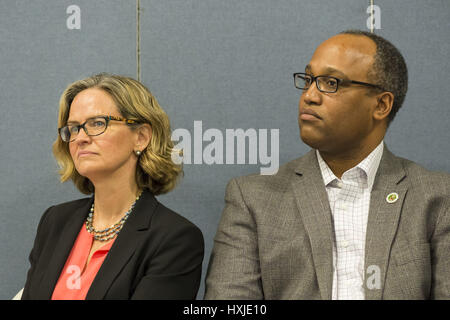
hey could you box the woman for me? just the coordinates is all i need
[22,73,204,300]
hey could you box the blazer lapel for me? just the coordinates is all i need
[39,196,93,299]
[290,150,334,300]
[86,189,158,300]
[364,147,407,299]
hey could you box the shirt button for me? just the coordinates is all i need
[342,240,349,248]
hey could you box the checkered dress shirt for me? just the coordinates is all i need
[316,141,384,300]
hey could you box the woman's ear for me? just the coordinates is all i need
[373,91,394,121]
[135,123,152,152]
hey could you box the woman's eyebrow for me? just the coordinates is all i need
[66,115,105,124]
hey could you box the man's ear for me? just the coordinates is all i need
[135,123,152,152]
[373,91,394,121]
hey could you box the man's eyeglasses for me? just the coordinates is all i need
[58,115,140,142]
[293,72,385,93]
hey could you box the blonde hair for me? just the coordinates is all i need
[53,73,182,195]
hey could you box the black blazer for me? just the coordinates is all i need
[22,189,204,300]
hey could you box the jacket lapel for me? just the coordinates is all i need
[290,150,334,300]
[86,189,158,299]
[364,147,407,299]
[39,196,93,299]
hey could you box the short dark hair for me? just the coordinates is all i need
[340,30,408,124]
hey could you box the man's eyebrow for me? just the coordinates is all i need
[304,65,348,78]
[322,67,347,78]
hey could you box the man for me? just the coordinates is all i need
[205,30,450,299]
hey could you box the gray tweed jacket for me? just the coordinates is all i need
[205,146,450,299]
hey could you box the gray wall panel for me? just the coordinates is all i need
[0,0,136,299]
[374,0,450,172]
[141,0,450,299]
[0,0,448,299]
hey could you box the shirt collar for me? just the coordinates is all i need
[316,141,384,190]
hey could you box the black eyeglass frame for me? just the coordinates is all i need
[58,115,140,142]
[293,72,386,93]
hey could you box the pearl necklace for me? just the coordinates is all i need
[86,192,142,242]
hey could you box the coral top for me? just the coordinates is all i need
[51,223,115,300]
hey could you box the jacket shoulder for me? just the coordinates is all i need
[398,157,450,192]
[42,197,91,223]
[151,201,204,239]
[231,156,304,191]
